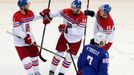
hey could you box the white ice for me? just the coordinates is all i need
[0,0,134,75]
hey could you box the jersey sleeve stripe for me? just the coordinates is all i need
[60,12,86,28]
[78,23,86,28]
[13,16,34,27]
[21,16,34,23]
[60,12,78,24]
[13,22,21,27]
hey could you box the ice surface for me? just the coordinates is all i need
[0,0,134,75]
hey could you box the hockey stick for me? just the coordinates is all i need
[87,0,90,10]
[70,54,78,74]
[69,0,91,74]
[65,40,78,73]
[70,0,90,74]
[39,0,52,62]
[83,0,90,47]
[6,31,66,59]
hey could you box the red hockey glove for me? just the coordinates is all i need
[40,8,52,25]
[40,9,50,17]
[58,24,66,32]
[24,34,32,45]
[58,24,72,33]
[77,70,82,75]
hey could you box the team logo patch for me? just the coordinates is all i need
[103,58,109,63]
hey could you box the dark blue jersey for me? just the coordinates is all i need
[77,44,109,75]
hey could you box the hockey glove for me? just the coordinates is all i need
[24,34,32,45]
[58,24,72,33]
[84,10,95,17]
[40,8,52,25]
[58,24,66,32]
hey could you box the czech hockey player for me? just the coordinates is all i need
[40,0,87,75]
[85,4,115,51]
[12,0,52,75]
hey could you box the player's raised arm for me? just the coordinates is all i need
[12,0,42,75]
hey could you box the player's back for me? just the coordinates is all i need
[77,44,109,75]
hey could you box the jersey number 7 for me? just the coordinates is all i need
[87,55,93,65]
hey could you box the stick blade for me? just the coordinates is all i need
[39,54,47,62]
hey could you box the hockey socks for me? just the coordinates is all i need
[59,52,72,74]
[59,59,71,74]
[50,56,61,72]
[22,57,34,75]
[62,59,71,68]
[50,51,64,74]
[31,57,40,74]
[22,57,41,75]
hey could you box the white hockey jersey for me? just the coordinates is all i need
[12,10,42,46]
[50,8,87,43]
[94,10,115,43]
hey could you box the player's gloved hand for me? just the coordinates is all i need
[84,10,95,17]
[58,24,72,33]
[65,23,72,33]
[40,8,52,25]
[24,34,32,45]
[58,24,66,32]
[77,70,82,75]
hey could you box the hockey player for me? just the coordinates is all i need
[40,0,87,75]
[12,0,52,75]
[85,4,115,51]
[77,32,109,75]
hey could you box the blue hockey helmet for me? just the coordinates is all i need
[18,0,28,8]
[71,0,82,9]
[101,4,111,13]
